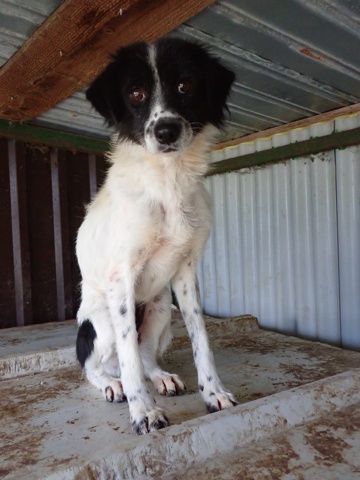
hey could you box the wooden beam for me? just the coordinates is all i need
[208,126,360,176]
[0,0,215,122]
[215,102,360,151]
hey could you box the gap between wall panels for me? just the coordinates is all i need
[0,139,108,328]
[198,115,360,350]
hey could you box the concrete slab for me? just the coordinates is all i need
[169,399,360,480]
[1,314,360,479]
[0,320,77,379]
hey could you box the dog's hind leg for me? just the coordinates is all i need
[76,310,125,403]
[138,288,186,396]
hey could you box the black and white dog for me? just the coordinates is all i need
[76,38,236,435]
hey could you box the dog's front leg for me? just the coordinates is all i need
[172,261,237,413]
[107,275,169,434]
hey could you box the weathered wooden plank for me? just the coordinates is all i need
[13,142,33,325]
[0,140,16,328]
[8,141,33,326]
[25,147,58,323]
[65,151,91,313]
[0,0,215,121]
[51,149,66,322]
[58,150,74,320]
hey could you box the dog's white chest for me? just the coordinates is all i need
[134,200,195,300]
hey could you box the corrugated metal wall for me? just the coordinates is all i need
[198,143,360,350]
[0,138,107,328]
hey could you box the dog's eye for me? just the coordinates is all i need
[130,87,146,102]
[178,80,191,94]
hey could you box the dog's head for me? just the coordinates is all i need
[86,38,235,154]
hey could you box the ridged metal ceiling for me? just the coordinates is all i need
[0,0,62,66]
[0,0,360,141]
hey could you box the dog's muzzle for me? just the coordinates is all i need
[145,114,192,154]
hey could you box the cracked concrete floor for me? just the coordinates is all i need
[1,313,360,479]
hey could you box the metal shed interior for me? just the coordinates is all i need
[0,0,359,344]
[0,1,360,478]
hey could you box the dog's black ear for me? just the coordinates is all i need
[206,57,235,126]
[86,62,125,127]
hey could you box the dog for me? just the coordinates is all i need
[76,38,236,435]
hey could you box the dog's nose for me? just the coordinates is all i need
[154,120,182,145]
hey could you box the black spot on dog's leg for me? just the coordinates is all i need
[199,384,204,392]
[183,284,187,296]
[120,303,127,316]
[76,319,96,368]
[122,325,131,340]
[207,376,213,382]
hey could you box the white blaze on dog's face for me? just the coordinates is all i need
[86,38,235,154]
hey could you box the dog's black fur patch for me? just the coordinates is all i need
[86,38,234,145]
[76,319,97,368]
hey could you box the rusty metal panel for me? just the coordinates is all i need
[9,141,32,326]
[0,139,16,328]
[25,146,58,323]
[51,149,66,322]
[0,139,103,328]
[64,150,91,314]
[57,149,74,321]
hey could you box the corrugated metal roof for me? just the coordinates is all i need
[1,0,360,140]
[0,0,62,67]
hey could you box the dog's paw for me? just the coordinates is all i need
[152,372,186,396]
[205,391,238,413]
[104,380,125,403]
[131,408,169,435]
[199,381,237,413]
